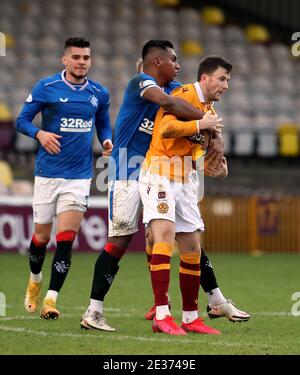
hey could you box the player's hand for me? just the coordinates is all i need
[205,132,224,164]
[218,156,228,178]
[102,139,113,158]
[204,152,227,178]
[198,111,223,132]
[36,130,62,155]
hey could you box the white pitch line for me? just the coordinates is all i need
[0,313,134,320]
[1,308,296,319]
[5,303,297,317]
[251,312,294,316]
[26,305,298,317]
[0,314,75,321]
[65,309,298,317]
[1,311,296,320]
[0,324,281,349]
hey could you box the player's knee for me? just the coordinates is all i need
[34,232,51,244]
[180,245,201,256]
[151,225,174,244]
[190,243,201,253]
[153,233,174,245]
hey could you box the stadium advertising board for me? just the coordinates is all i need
[0,196,145,253]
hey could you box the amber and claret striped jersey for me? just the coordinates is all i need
[144,82,216,181]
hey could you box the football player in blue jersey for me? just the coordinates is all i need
[16,37,113,320]
[80,40,234,331]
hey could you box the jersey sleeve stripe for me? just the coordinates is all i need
[140,83,159,98]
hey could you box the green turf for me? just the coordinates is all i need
[0,252,299,354]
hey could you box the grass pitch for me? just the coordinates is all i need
[0,251,299,355]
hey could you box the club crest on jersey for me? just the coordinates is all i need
[90,95,98,107]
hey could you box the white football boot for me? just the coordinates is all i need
[80,309,116,331]
[207,300,250,322]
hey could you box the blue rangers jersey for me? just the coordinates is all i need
[16,70,112,179]
[110,72,181,181]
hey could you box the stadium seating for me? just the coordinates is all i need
[245,24,270,43]
[0,160,13,192]
[0,103,14,151]
[201,6,225,25]
[277,123,300,157]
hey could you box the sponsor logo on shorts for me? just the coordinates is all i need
[158,191,166,199]
[157,203,169,214]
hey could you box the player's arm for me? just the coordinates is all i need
[16,81,62,155]
[16,81,46,139]
[159,111,222,139]
[143,86,205,120]
[95,87,113,156]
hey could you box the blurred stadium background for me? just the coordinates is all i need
[0,0,300,255]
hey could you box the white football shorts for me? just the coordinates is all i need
[108,180,142,237]
[32,176,91,224]
[139,169,204,233]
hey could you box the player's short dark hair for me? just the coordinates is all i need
[197,56,232,80]
[142,40,174,60]
[64,37,90,50]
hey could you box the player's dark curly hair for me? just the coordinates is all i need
[142,40,174,60]
[197,56,232,80]
[64,37,90,50]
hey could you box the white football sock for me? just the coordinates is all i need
[89,299,103,313]
[155,305,171,320]
[207,287,227,306]
[182,310,198,324]
[30,272,42,283]
[45,290,58,302]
